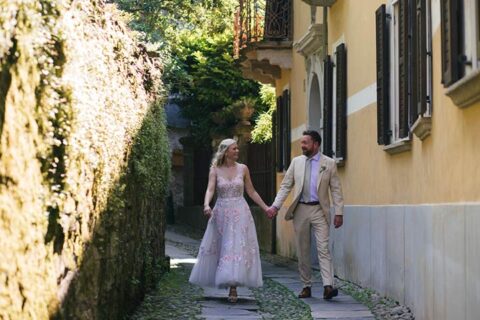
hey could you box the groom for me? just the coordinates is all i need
[267,130,344,299]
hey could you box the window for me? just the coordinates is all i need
[322,43,347,162]
[442,0,480,108]
[275,89,291,172]
[376,0,432,148]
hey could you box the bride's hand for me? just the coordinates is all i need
[203,205,212,218]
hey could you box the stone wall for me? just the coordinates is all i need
[168,127,189,214]
[331,204,480,320]
[0,1,170,319]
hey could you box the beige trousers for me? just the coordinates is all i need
[293,203,334,287]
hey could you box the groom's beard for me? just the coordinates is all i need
[302,148,313,157]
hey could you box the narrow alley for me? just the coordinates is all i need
[130,227,412,320]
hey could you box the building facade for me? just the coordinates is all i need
[237,0,480,319]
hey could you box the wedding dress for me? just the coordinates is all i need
[189,164,263,288]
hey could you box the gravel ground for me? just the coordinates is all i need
[164,237,312,319]
[132,225,416,320]
[335,277,415,320]
[128,265,203,320]
[252,278,312,320]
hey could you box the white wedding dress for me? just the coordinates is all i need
[189,165,263,288]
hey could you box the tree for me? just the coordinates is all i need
[116,0,273,144]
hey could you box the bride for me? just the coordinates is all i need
[189,138,269,302]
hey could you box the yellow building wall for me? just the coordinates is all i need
[328,0,384,95]
[326,0,480,204]
[274,0,480,259]
[269,2,480,318]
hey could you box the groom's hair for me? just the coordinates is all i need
[303,130,322,145]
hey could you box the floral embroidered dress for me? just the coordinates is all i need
[189,164,263,288]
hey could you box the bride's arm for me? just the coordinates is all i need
[203,167,216,217]
[243,164,268,212]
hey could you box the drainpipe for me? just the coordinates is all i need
[323,6,328,59]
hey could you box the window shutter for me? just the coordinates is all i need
[398,0,410,139]
[409,0,418,125]
[376,5,390,145]
[283,89,291,169]
[272,109,278,172]
[415,0,428,116]
[276,96,284,172]
[440,0,463,86]
[323,55,334,157]
[335,44,347,160]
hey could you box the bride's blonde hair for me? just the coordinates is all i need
[211,138,237,167]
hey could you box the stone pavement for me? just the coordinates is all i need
[166,230,374,320]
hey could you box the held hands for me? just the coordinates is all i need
[334,215,343,228]
[203,205,212,218]
[264,206,278,219]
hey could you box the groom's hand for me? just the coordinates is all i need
[266,206,278,219]
[334,215,343,228]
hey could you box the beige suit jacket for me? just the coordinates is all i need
[272,153,344,221]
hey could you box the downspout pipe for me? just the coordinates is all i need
[323,5,328,59]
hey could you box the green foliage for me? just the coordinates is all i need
[115,0,265,144]
[129,267,202,320]
[131,100,171,199]
[166,31,262,143]
[252,278,313,319]
[251,85,276,143]
[116,0,236,47]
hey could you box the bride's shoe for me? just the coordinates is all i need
[228,287,238,303]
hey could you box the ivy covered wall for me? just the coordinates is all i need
[0,1,170,318]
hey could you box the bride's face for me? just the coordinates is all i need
[224,143,239,161]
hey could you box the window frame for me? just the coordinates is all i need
[463,0,480,73]
[442,0,480,108]
[376,0,433,149]
[323,41,347,163]
[389,0,404,143]
[424,0,433,117]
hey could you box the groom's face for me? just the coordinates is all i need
[301,135,319,157]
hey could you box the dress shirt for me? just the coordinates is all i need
[300,152,320,203]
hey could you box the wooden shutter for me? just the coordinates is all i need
[276,96,283,172]
[409,0,418,125]
[398,0,410,139]
[335,44,347,160]
[272,109,278,173]
[440,0,463,86]
[323,56,333,157]
[282,89,291,169]
[376,5,390,145]
[415,0,428,117]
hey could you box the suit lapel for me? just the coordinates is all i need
[316,154,328,190]
[298,156,306,190]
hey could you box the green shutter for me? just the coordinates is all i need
[283,89,291,169]
[398,0,410,139]
[276,96,283,172]
[335,44,347,159]
[415,0,428,117]
[376,4,390,145]
[323,56,334,157]
[440,0,464,86]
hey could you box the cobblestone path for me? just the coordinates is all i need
[129,229,376,320]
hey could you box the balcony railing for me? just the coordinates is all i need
[234,0,293,58]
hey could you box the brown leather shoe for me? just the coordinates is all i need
[228,286,238,303]
[323,285,338,300]
[298,287,311,298]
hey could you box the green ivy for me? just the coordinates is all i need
[130,100,171,200]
